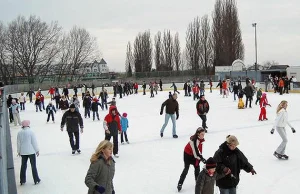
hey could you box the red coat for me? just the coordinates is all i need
[184,137,205,159]
[49,88,55,94]
[104,106,121,135]
[259,97,269,108]
[192,86,199,94]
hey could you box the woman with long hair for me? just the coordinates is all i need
[177,127,206,192]
[85,140,115,194]
[271,100,296,159]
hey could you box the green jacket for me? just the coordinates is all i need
[256,90,262,98]
[195,169,225,194]
[85,155,115,194]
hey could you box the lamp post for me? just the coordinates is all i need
[252,23,258,81]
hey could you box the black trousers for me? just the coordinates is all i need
[20,154,40,183]
[20,102,25,110]
[121,131,128,142]
[105,133,118,155]
[47,112,54,122]
[68,131,80,150]
[245,96,252,107]
[178,152,200,185]
[92,111,99,120]
[199,115,207,128]
[9,108,13,122]
[101,99,107,110]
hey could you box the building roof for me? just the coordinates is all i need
[99,58,107,65]
[268,65,289,70]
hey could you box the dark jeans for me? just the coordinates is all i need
[29,95,33,103]
[9,108,13,122]
[47,112,54,122]
[36,104,42,112]
[101,99,107,110]
[84,107,90,118]
[199,115,207,128]
[105,133,118,155]
[92,111,99,120]
[255,97,261,105]
[20,154,40,183]
[219,188,236,194]
[178,152,200,185]
[245,96,252,108]
[20,102,25,110]
[68,131,80,150]
[121,131,128,143]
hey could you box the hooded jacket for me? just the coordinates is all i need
[17,127,39,155]
[103,106,121,136]
[213,142,253,189]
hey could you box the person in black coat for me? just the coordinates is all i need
[83,93,92,118]
[196,95,210,132]
[91,98,102,121]
[60,104,84,154]
[46,101,56,123]
[244,83,254,108]
[142,81,147,95]
[98,87,108,110]
[7,94,14,123]
[213,135,256,194]
[26,89,35,103]
[232,82,239,101]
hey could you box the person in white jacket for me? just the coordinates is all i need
[17,120,41,185]
[10,99,21,126]
[271,100,296,159]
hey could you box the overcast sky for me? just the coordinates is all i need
[1,0,299,72]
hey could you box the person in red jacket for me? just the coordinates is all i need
[177,127,206,192]
[192,84,200,100]
[103,106,121,158]
[48,87,55,99]
[258,93,271,121]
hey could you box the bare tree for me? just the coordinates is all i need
[262,60,279,69]
[0,22,11,84]
[56,26,99,81]
[186,17,201,70]
[6,15,62,83]
[161,30,173,71]
[154,31,163,71]
[199,15,213,74]
[133,30,152,72]
[125,41,133,77]
[173,32,181,71]
[212,0,244,68]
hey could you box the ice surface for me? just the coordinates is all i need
[10,90,300,194]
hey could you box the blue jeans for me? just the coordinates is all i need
[219,188,236,194]
[160,114,176,135]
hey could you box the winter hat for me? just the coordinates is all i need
[206,157,217,169]
[69,104,76,108]
[226,135,239,146]
[21,120,30,127]
[122,113,127,117]
[262,93,267,97]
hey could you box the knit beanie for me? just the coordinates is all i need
[21,120,30,127]
[206,157,217,169]
[226,135,239,146]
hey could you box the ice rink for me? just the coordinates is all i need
[10,89,300,194]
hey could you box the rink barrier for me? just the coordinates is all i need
[0,87,17,194]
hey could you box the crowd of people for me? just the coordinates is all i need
[7,77,297,194]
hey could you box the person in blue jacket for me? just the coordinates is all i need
[120,113,129,144]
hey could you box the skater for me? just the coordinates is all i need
[159,79,163,91]
[83,92,92,118]
[26,88,35,103]
[258,93,271,121]
[142,81,147,95]
[85,140,115,194]
[232,82,239,101]
[19,92,26,111]
[17,120,41,185]
[98,87,108,110]
[60,104,84,154]
[7,95,14,123]
[216,80,222,95]
[199,80,205,96]
[46,101,56,123]
[91,97,102,121]
[168,92,173,99]
[196,95,209,132]
[244,83,254,108]
[271,100,296,160]
[171,82,180,94]
[237,90,245,109]
[193,84,200,100]
[107,97,116,106]
[35,96,42,112]
[195,157,225,194]
[213,135,256,194]
[222,80,228,98]
[177,127,206,192]
[209,79,213,93]
[103,106,121,158]
[149,82,154,98]
[70,95,80,112]
[120,113,129,144]
[59,95,69,114]
[255,88,262,105]
[48,87,55,99]
[159,93,179,138]
[10,99,22,126]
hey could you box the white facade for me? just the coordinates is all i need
[83,58,109,74]
[287,66,300,81]
[215,59,245,72]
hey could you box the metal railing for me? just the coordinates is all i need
[0,87,17,194]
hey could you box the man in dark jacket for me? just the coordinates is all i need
[98,87,108,110]
[213,135,256,194]
[196,95,210,132]
[244,83,254,108]
[103,106,121,157]
[60,104,84,154]
[160,93,179,138]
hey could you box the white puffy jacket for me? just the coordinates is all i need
[273,109,292,128]
[17,127,39,155]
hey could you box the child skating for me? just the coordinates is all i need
[120,113,129,144]
[46,101,56,123]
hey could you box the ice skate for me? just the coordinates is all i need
[177,184,182,192]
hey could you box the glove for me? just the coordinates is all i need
[176,114,179,120]
[270,128,274,134]
[112,190,115,194]
[251,169,257,175]
[199,155,206,163]
[80,128,83,133]
[160,110,163,115]
[223,167,231,175]
[95,185,105,193]
[292,128,296,133]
